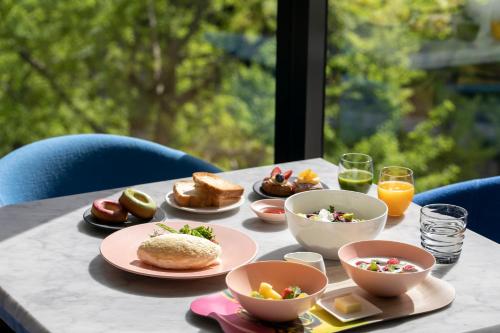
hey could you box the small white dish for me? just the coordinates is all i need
[284,252,326,274]
[317,290,382,323]
[165,192,244,214]
[250,199,286,223]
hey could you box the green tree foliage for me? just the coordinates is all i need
[325,0,498,191]
[0,0,276,168]
[0,0,498,191]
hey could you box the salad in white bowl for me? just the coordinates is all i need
[285,189,388,259]
[298,205,363,223]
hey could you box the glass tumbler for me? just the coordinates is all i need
[420,204,468,264]
[337,153,373,194]
[377,166,414,217]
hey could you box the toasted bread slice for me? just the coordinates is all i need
[211,195,241,208]
[192,172,244,198]
[173,181,211,208]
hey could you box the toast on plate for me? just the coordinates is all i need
[173,181,211,207]
[173,179,242,208]
[192,172,244,198]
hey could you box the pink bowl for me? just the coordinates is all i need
[338,240,435,297]
[226,261,328,322]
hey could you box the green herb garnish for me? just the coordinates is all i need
[290,286,302,299]
[156,223,216,242]
[156,223,178,234]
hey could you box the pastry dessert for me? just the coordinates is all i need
[91,199,128,223]
[119,188,157,219]
[293,169,323,193]
[137,233,221,270]
[261,166,293,197]
[173,173,243,208]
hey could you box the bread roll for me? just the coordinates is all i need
[137,233,221,269]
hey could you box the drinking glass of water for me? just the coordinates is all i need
[420,204,468,264]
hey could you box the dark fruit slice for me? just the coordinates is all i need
[283,170,293,179]
[275,174,285,183]
[271,166,282,177]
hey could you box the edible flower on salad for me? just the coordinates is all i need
[297,205,362,223]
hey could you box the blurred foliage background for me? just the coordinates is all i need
[0,0,499,191]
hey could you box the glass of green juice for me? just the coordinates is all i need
[338,153,374,193]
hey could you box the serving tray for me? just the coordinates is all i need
[190,276,455,332]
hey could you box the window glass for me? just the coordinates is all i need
[0,1,276,169]
[325,0,500,191]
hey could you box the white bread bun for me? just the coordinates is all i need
[137,233,221,269]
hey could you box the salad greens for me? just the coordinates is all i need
[154,223,217,242]
[298,204,361,223]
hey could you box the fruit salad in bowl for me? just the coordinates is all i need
[353,257,420,273]
[226,260,327,322]
[250,282,307,300]
[338,240,435,297]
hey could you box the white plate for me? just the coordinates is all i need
[165,191,244,214]
[317,290,382,322]
[250,199,286,224]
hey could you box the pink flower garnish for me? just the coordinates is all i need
[387,258,400,265]
[403,264,417,272]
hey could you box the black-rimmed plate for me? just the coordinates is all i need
[252,176,329,199]
[83,207,166,231]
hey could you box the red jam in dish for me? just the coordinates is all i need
[261,207,285,214]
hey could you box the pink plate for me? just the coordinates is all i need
[100,221,258,279]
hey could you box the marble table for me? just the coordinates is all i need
[0,158,499,333]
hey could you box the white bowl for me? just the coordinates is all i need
[284,189,388,259]
[250,199,286,224]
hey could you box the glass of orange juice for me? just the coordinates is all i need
[377,166,414,217]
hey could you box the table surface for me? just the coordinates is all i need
[0,158,499,333]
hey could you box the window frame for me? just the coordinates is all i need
[274,0,327,162]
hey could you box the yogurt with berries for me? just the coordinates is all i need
[350,257,422,273]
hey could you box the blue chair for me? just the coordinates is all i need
[0,134,221,206]
[414,176,500,243]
